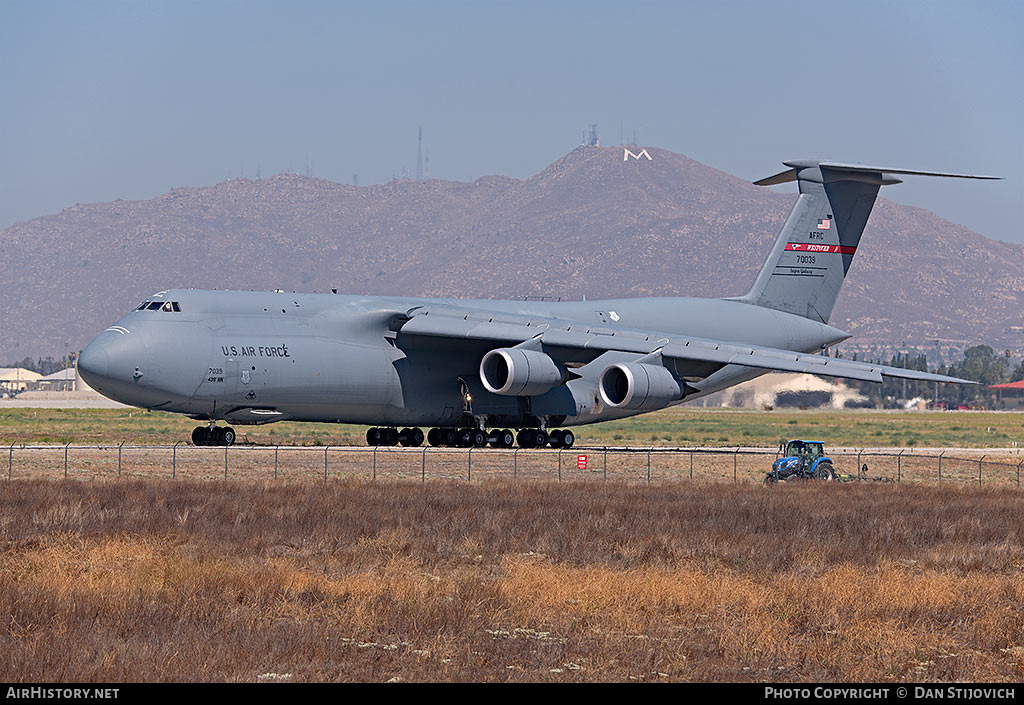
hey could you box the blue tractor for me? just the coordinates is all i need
[766,440,836,484]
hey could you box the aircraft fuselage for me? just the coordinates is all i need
[77,288,845,428]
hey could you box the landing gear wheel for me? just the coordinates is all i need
[516,430,533,448]
[548,429,564,448]
[191,426,209,446]
[428,428,442,446]
[408,427,424,447]
[533,429,548,448]
[366,427,382,446]
[443,428,458,447]
[220,427,236,446]
[494,429,515,448]
[382,428,399,446]
[560,430,575,448]
[471,429,487,448]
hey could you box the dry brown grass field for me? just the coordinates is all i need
[2,479,1023,682]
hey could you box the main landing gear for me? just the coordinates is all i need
[515,428,575,449]
[365,427,575,449]
[192,425,236,446]
[366,427,425,447]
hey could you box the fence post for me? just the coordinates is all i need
[323,446,329,481]
[978,455,985,487]
[1017,460,1021,489]
[603,447,607,482]
[938,451,944,483]
[513,448,518,481]
[64,443,70,479]
[733,448,738,484]
[274,446,279,480]
[224,444,229,480]
[8,442,13,481]
[421,446,427,483]
[468,447,472,482]
[118,442,123,476]
[558,448,562,482]
[172,441,181,479]
[897,449,904,485]
[373,447,377,481]
[857,450,862,479]
[647,449,651,484]
[689,449,693,481]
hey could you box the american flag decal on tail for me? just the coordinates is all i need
[816,217,831,230]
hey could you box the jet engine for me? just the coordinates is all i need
[480,347,565,396]
[598,361,684,411]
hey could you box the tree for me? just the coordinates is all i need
[946,345,1009,404]
[1010,359,1024,383]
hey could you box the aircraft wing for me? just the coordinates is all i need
[397,306,975,385]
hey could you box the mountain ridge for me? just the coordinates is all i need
[1,145,1020,362]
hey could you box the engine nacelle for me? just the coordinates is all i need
[598,361,683,411]
[480,347,565,396]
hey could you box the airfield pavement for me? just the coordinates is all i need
[2,443,1021,487]
[0,406,1020,483]
[0,399,128,409]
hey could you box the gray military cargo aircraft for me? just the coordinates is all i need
[77,160,997,448]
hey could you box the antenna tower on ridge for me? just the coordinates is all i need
[416,126,423,180]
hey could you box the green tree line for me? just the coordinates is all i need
[843,345,1023,406]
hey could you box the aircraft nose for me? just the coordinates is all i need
[77,337,111,389]
[77,330,146,394]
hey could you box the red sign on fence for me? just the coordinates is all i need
[577,454,588,470]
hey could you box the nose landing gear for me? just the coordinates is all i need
[191,425,236,446]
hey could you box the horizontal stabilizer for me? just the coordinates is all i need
[755,160,1001,186]
[753,168,798,186]
[802,161,1002,181]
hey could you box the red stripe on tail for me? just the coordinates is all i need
[785,243,857,254]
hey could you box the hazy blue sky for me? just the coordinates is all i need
[1,1,1020,242]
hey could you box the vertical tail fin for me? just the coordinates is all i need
[737,161,998,323]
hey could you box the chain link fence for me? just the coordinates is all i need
[3,443,1022,487]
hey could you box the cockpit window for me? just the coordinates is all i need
[139,300,181,312]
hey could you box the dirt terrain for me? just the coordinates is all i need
[2,480,1022,682]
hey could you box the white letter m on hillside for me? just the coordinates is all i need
[623,147,652,161]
